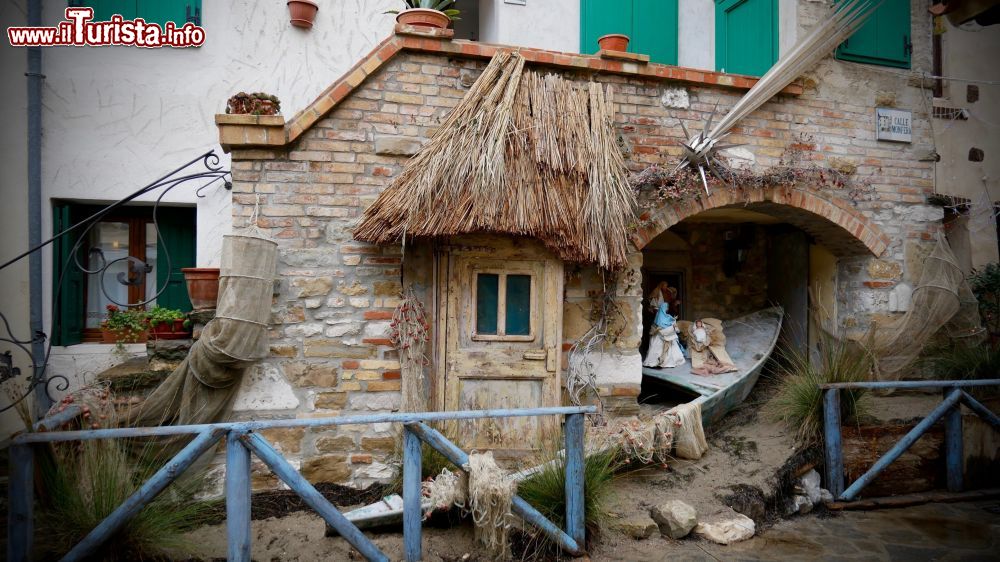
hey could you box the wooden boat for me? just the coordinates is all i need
[641,307,784,427]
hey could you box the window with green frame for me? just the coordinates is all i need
[580,0,678,65]
[67,0,202,26]
[52,204,196,346]
[836,0,911,69]
[716,0,778,77]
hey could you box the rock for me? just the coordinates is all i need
[693,507,756,545]
[819,488,834,503]
[785,494,813,516]
[614,514,658,540]
[798,469,823,505]
[724,484,766,522]
[650,500,698,539]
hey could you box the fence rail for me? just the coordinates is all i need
[822,379,1000,502]
[7,405,596,562]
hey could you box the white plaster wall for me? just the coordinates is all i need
[779,0,798,56]
[478,0,580,53]
[0,0,35,440]
[935,20,1000,267]
[34,0,398,345]
[678,0,715,70]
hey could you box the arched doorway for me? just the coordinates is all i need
[632,187,888,406]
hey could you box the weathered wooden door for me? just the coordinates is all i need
[436,237,563,457]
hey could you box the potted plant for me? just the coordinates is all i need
[148,306,191,340]
[598,34,630,52]
[386,0,460,29]
[225,92,282,116]
[100,305,149,344]
[287,0,319,29]
[182,268,221,310]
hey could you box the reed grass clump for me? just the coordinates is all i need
[768,332,874,441]
[36,437,211,561]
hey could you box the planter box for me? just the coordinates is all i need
[101,328,149,344]
[150,319,191,340]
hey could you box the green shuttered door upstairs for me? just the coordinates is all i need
[716,0,778,77]
[836,0,911,68]
[581,0,678,65]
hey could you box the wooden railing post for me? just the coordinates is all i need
[564,412,586,548]
[943,387,964,493]
[403,426,423,562]
[823,388,844,498]
[226,431,252,562]
[7,444,33,562]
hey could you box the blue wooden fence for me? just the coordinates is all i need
[821,379,1000,502]
[7,405,596,562]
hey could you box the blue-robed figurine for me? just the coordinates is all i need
[643,302,686,369]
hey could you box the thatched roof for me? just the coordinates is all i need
[353,50,636,270]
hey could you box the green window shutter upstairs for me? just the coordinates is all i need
[52,204,86,346]
[836,0,911,68]
[581,0,678,65]
[155,208,196,312]
[69,0,200,26]
[716,0,778,77]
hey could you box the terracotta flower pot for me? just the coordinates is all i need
[151,319,190,340]
[287,0,319,29]
[396,8,452,29]
[182,268,221,311]
[598,34,630,52]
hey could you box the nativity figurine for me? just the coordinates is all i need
[643,302,686,369]
[686,318,738,375]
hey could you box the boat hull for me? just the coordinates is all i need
[642,307,784,427]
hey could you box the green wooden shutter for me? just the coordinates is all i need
[836,0,911,68]
[154,207,196,312]
[716,0,778,77]
[69,1,200,25]
[580,0,678,65]
[136,0,200,26]
[52,205,86,346]
[632,0,678,66]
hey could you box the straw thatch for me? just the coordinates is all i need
[354,50,636,269]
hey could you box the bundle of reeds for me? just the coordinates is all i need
[354,50,636,270]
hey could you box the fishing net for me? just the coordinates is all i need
[391,287,430,413]
[421,452,517,560]
[127,232,277,435]
[867,234,983,379]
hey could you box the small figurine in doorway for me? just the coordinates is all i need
[686,319,738,375]
[643,302,686,369]
[648,281,681,319]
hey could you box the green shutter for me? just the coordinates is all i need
[155,207,196,312]
[632,0,678,66]
[69,0,200,25]
[716,0,778,77]
[836,0,911,68]
[52,204,86,346]
[580,0,678,65]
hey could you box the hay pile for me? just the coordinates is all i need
[354,50,636,270]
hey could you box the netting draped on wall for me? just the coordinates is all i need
[128,232,277,429]
[868,234,982,379]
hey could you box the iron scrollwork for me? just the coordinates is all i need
[0,150,231,414]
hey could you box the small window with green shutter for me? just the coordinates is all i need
[836,0,911,69]
[472,271,536,341]
[52,204,196,345]
[580,0,678,65]
[716,0,778,77]
[67,0,202,26]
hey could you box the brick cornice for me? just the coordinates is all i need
[218,25,804,152]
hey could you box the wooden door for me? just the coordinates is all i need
[436,237,563,457]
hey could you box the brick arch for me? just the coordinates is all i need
[632,186,890,257]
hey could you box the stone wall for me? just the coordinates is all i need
[223,24,941,485]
